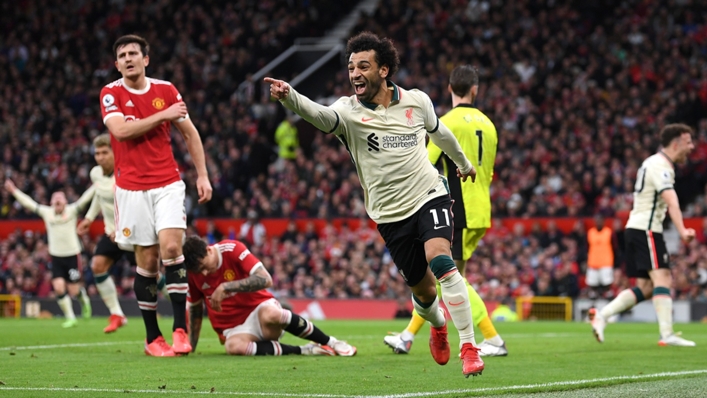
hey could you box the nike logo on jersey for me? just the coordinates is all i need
[434,225,447,230]
[125,100,135,107]
[201,282,210,289]
[361,117,374,122]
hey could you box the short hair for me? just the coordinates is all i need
[347,31,400,78]
[93,133,111,149]
[183,236,208,274]
[113,34,149,58]
[449,65,479,97]
[50,191,67,204]
[660,123,693,147]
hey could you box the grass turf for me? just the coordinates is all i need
[0,318,705,397]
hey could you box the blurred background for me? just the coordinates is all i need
[2,0,707,320]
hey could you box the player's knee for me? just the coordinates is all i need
[259,305,283,325]
[424,238,451,260]
[224,339,249,355]
[91,256,111,274]
[640,286,654,299]
[160,241,181,262]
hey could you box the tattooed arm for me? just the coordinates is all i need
[209,267,273,311]
[188,301,204,352]
[223,267,273,293]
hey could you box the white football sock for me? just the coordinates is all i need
[486,335,504,346]
[96,275,124,316]
[79,286,90,306]
[653,295,673,339]
[412,296,446,328]
[600,289,636,319]
[57,294,75,320]
[440,270,475,346]
[401,330,415,341]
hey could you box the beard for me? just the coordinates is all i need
[352,75,383,102]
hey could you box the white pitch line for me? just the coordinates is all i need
[366,369,707,398]
[0,338,222,351]
[0,387,348,397]
[0,369,705,397]
[0,341,144,351]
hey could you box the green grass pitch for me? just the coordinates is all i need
[0,318,705,397]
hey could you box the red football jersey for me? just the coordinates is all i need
[187,240,274,335]
[100,77,184,190]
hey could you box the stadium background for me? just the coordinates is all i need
[2,0,707,320]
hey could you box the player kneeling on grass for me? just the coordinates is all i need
[184,236,356,356]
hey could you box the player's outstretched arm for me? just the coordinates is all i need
[661,189,696,242]
[209,267,273,312]
[188,301,204,352]
[73,185,96,213]
[175,119,213,204]
[106,102,188,142]
[264,77,340,134]
[4,179,46,215]
[428,121,476,182]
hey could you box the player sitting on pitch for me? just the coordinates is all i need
[184,236,356,356]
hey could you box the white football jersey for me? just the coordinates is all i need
[326,84,448,222]
[626,153,675,233]
[281,82,471,223]
[85,166,117,235]
[12,188,94,257]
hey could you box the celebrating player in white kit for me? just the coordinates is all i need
[590,123,696,347]
[265,31,484,377]
[5,179,94,327]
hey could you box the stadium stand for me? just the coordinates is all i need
[1,0,707,306]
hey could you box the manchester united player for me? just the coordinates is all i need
[100,34,213,356]
[183,236,356,357]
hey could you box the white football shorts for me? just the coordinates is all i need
[223,298,283,340]
[586,267,614,287]
[114,180,187,247]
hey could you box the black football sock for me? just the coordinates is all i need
[246,341,301,356]
[134,270,161,343]
[163,256,188,331]
[282,310,330,345]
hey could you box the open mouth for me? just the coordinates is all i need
[126,65,135,72]
[353,81,366,95]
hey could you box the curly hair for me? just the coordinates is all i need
[182,236,208,274]
[347,31,400,78]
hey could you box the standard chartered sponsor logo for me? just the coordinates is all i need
[382,134,418,149]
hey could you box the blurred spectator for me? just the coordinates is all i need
[204,221,223,245]
[393,297,413,319]
[274,113,300,167]
[586,214,615,299]
[239,209,266,247]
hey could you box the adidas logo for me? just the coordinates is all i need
[367,133,379,152]
[201,282,210,290]
[125,100,134,107]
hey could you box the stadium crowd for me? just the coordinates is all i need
[2,0,707,304]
